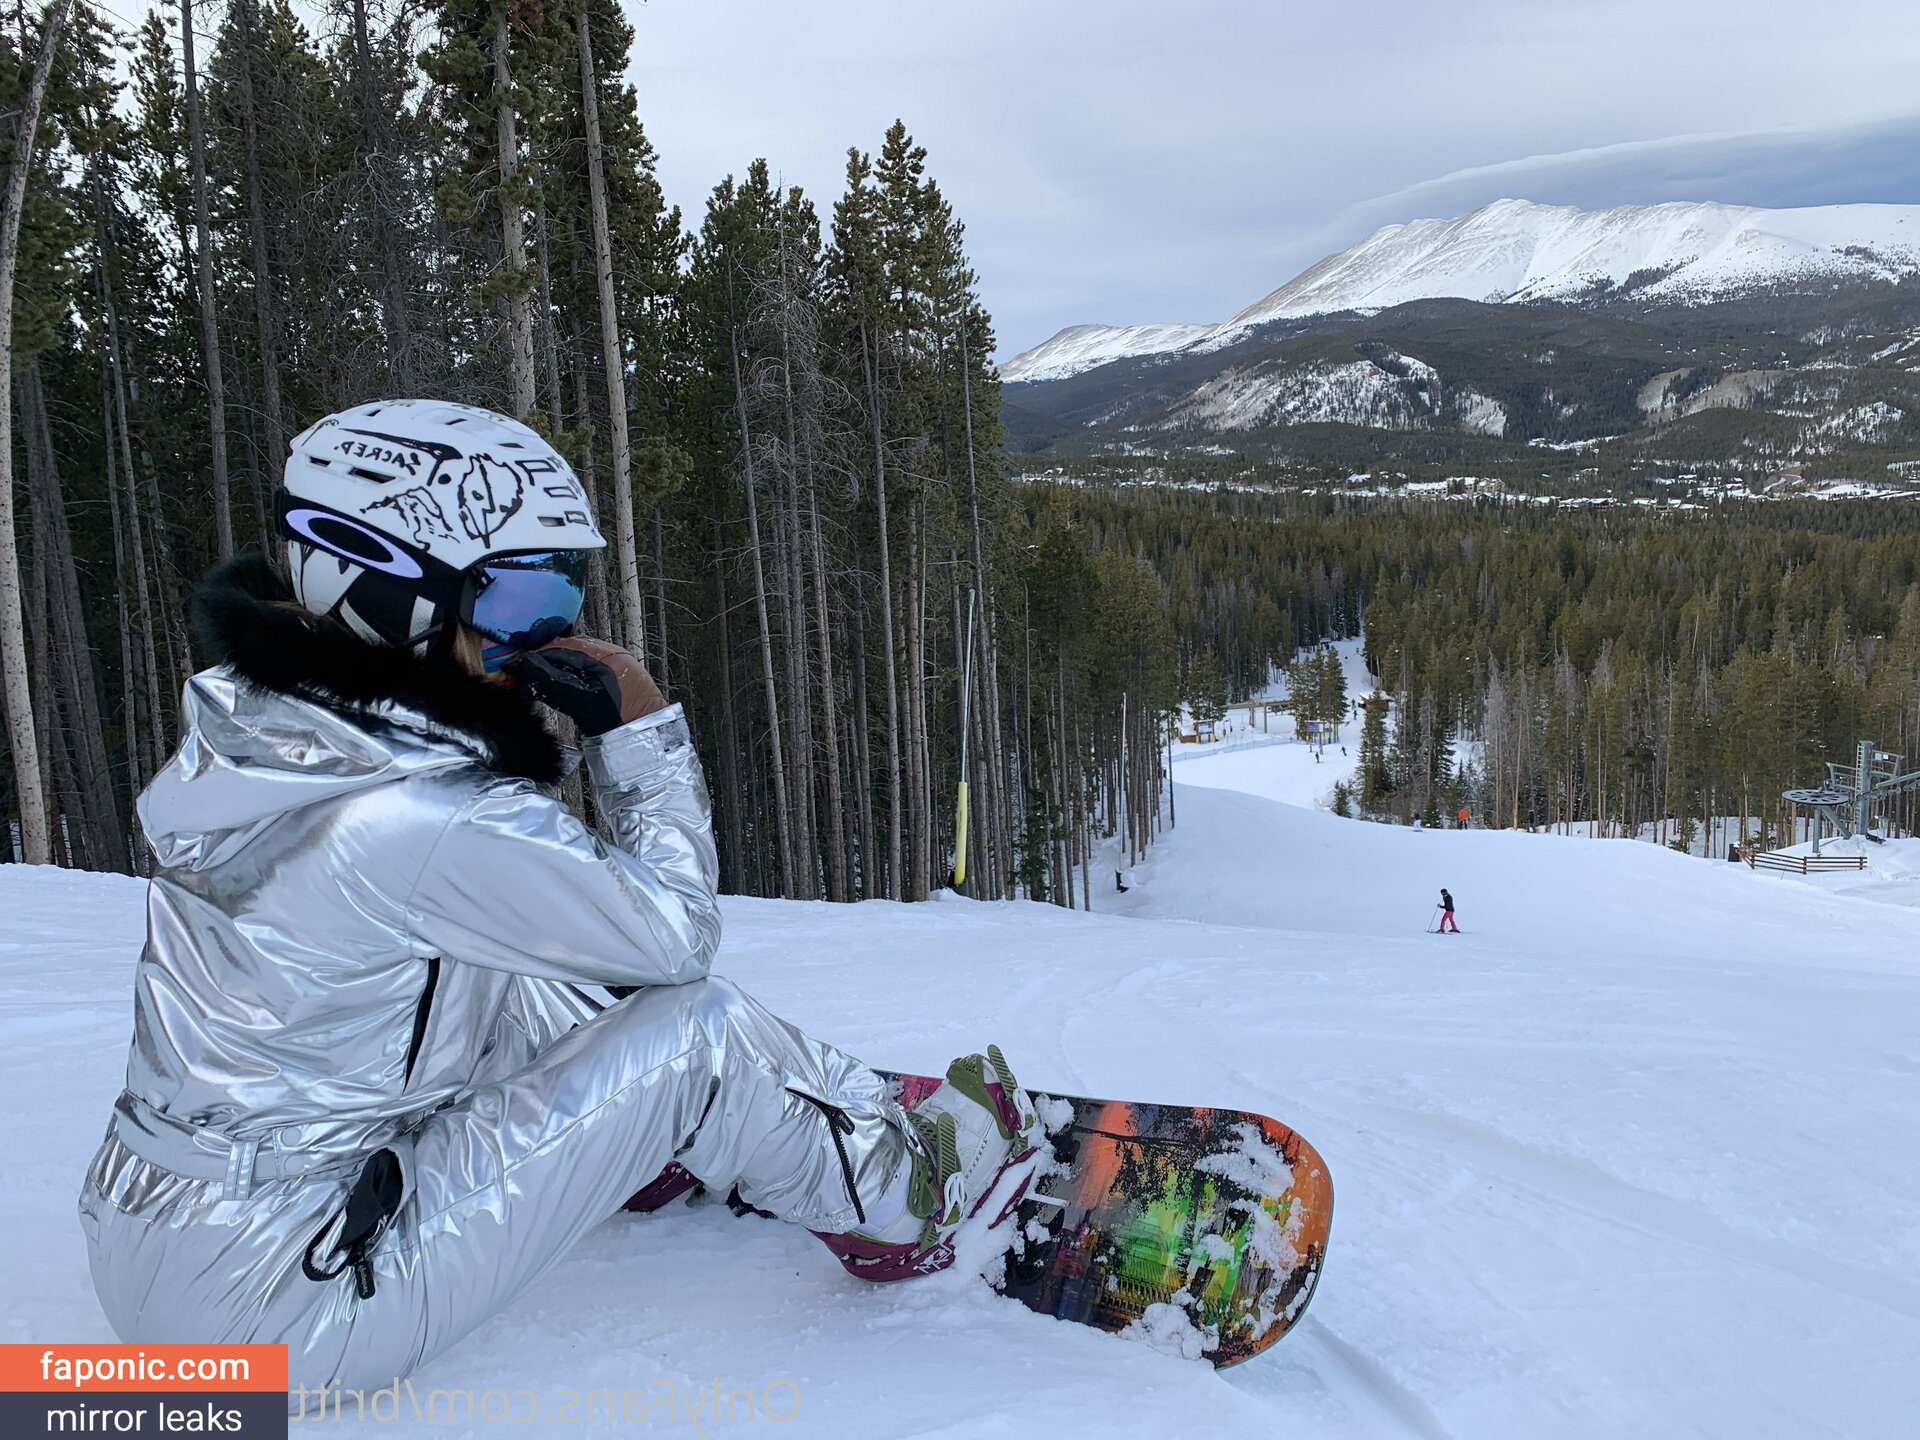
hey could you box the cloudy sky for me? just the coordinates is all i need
[630,1,1920,358]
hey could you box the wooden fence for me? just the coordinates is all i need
[1745,850,1868,874]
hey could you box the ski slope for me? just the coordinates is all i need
[1168,634,1375,811]
[4,765,1918,1436]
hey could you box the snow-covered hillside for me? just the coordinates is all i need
[1171,351,1509,436]
[5,758,1918,1436]
[1001,198,1920,382]
[999,322,1213,382]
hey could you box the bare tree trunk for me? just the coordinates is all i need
[786,492,816,894]
[349,0,410,384]
[1077,717,1091,909]
[140,410,194,711]
[651,505,671,693]
[233,0,288,490]
[850,570,876,897]
[904,502,929,898]
[180,0,234,558]
[26,535,58,857]
[100,355,140,815]
[98,217,167,778]
[1054,664,1070,907]
[567,328,610,639]
[491,0,535,419]
[533,195,565,433]
[809,489,846,900]
[710,516,745,893]
[235,373,275,549]
[859,325,903,899]
[574,0,646,654]
[0,0,74,863]
[729,317,794,896]
[23,364,122,867]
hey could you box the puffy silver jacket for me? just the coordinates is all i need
[95,556,722,1178]
[112,670,718,1170]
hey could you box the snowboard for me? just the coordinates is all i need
[883,1071,1334,1368]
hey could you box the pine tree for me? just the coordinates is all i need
[1188,650,1229,729]
[1358,694,1392,813]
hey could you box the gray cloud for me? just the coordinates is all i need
[1364,113,1920,217]
[1265,112,1920,304]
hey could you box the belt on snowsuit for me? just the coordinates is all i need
[110,1091,413,1300]
[108,1090,394,1199]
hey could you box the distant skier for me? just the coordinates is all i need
[1438,887,1459,933]
[79,401,1039,1402]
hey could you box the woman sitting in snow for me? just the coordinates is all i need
[78,401,1038,1399]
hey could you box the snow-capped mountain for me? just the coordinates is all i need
[996,322,1214,381]
[1002,199,1920,383]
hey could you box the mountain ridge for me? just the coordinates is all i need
[1002,198,1920,383]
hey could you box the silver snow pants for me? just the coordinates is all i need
[80,974,907,1399]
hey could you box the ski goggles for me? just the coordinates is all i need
[462,550,589,670]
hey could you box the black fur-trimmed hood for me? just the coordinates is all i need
[189,553,565,784]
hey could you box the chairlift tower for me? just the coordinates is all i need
[1782,739,1920,853]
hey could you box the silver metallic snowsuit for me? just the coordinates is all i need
[78,585,906,1398]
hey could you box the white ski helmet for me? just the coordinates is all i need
[277,399,605,661]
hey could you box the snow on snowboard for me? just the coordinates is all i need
[628,1074,1334,1367]
[884,1071,1333,1367]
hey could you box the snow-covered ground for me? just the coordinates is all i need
[1173,728,1357,811]
[1170,637,1371,809]
[4,734,1918,1436]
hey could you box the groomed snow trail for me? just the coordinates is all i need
[4,768,1917,1437]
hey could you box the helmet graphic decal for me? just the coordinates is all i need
[332,425,459,477]
[333,434,426,476]
[361,454,528,549]
[455,455,526,542]
[365,483,458,547]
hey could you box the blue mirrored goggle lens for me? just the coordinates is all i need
[468,551,587,664]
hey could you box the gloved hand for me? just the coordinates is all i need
[505,637,666,736]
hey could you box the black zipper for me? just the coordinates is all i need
[403,957,441,1086]
[787,1087,866,1224]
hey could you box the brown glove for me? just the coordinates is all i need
[505,637,665,736]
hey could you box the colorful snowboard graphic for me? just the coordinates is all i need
[883,1072,1333,1368]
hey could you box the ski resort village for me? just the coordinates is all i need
[2,2,1919,1437]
